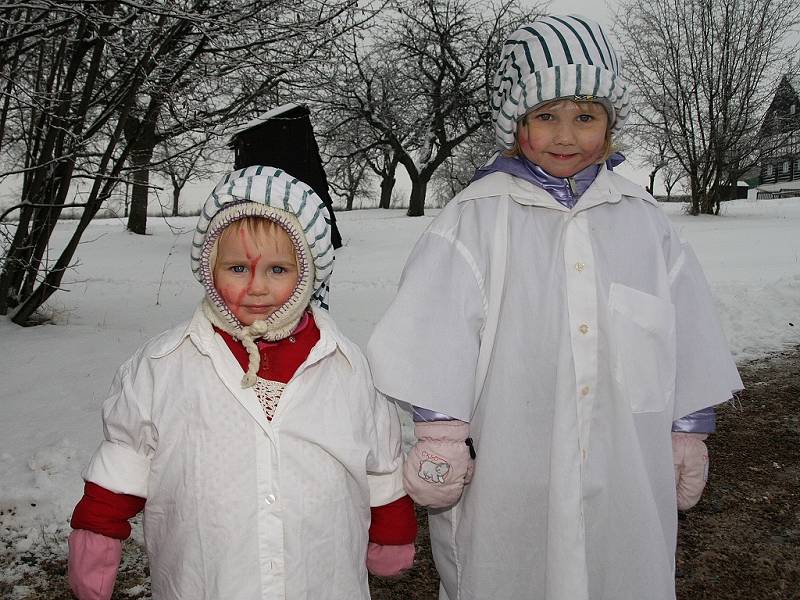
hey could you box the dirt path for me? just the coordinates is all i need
[3,348,798,599]
[673,347,800,600]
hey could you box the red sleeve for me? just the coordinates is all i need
[369,495,417,546]
[70,482,146,540]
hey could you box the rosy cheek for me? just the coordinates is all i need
[518,128,533,151]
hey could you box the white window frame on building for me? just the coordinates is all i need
[781,160,790,174]
[766,164,775,176]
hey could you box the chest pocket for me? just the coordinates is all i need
[608,283,676,413]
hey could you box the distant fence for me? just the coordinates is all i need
[654,194,691,203]
[756,189,800,200]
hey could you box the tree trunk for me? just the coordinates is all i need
[125,114,158,234]
[688,176,701,215]
[0,203,36,314]
[379,156,398,209]
[171,184,182,217]
[379,175,395,209]
[647,165,661,196]
[127,160,151,234]
[407,177,428,217]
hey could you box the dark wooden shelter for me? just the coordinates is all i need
[229,103,341,248]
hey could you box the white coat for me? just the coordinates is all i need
[84,305,405,600]
[367,169,742,600]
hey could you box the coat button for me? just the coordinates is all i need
[265,494,276,504]
[579,323,589,334]
[575,262,585,272]
[580,386,590,397]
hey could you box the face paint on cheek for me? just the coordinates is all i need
[219,285,245,310]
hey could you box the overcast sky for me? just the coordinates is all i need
[538,0,619,28]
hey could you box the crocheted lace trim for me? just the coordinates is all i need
[253,377,286,420]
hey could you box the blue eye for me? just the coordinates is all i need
[231,265,245,273]
[577,114,593,122]
[271,266,286,274]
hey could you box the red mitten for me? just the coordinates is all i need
[403,421,473,508]
[68,529,122,600]
[366,542,415,577]
[672,432,709,510]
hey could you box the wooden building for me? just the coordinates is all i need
[757,75,800,197]
[229,103,342,248]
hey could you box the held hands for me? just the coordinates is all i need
[672,432,709,511]
[68,529,122,600]
[403,420,473,509]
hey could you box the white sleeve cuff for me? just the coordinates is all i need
[367,466,405,507]
[82,441,150,498]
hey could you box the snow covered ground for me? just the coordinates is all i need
[1,198,799,594]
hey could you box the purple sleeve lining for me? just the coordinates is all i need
[412,406,456,422]
[672,406,716,433]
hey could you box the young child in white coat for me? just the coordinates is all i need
[367,15,742,600]
[68,166,416,600]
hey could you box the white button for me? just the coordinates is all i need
[265,494,276,504]
[580,386,590,397]
[575,262,585,272]
[579,323,589,334]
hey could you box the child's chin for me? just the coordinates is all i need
[239,313,273,326]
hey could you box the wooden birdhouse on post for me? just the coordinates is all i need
[228,103,342,248]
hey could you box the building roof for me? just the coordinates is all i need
[787,75,800,95]
[229,103,306,139]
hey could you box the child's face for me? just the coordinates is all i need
[213,221,299,326]
[517,100,609,178]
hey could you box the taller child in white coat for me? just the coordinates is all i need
[67,166,417,600]
[367,15,742,600]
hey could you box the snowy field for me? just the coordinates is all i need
[1,197,799,594]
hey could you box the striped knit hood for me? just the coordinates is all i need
[190,166,334,387]
[491,14,630,150]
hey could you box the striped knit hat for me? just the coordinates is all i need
[191,166,334,387]
[491,15,630,150]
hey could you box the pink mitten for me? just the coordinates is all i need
[68,529,122,600]
[366,542,415,577]
[672,432,709,511]
[403,420,473,508]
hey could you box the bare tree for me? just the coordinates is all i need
[429,121,496,204]
[314,0,539,216]
[316,103,381,210]
[617,0,800,215]
[0,0,364,325]
[327,153,371,211]
[367,146,401,209]
[662,162,684,201]
[156,132,221,217]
